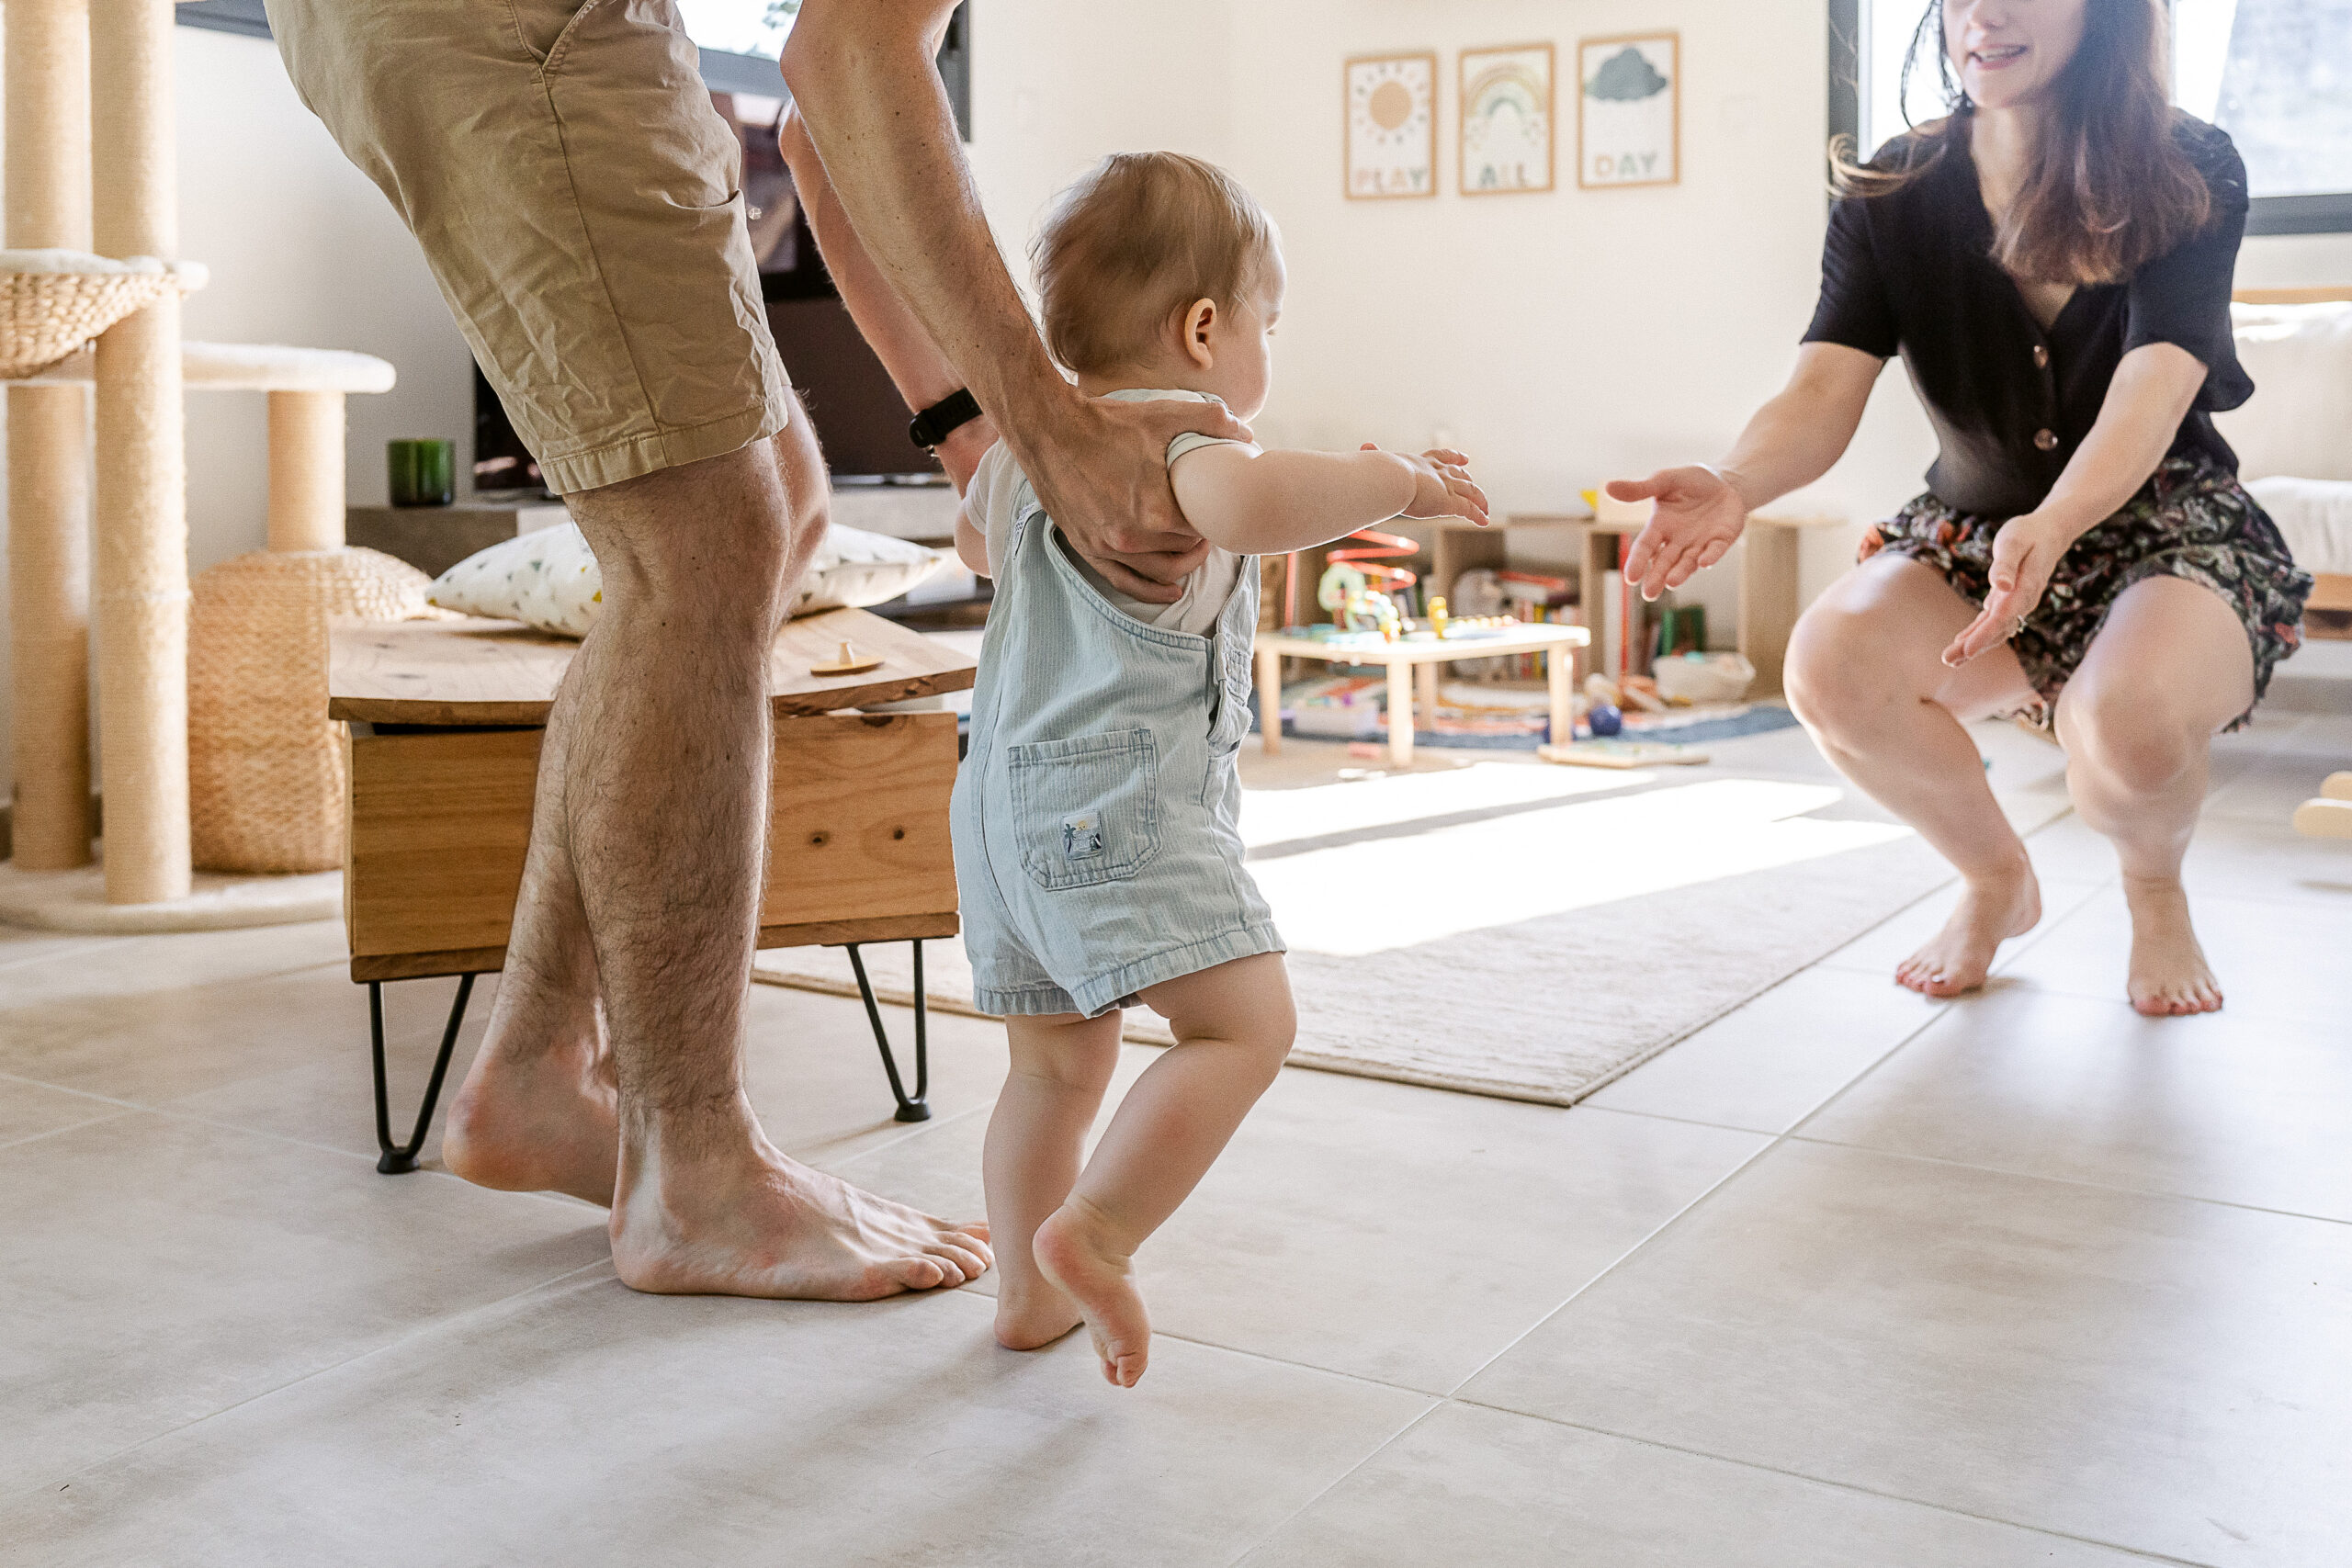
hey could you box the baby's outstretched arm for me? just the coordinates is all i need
[1169,443,1489,556]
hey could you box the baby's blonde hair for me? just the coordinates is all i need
[1031,152,1276,378]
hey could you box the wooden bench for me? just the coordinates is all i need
[330,606,975,1173]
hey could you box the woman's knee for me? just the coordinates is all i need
[1783,601,1894,735]
[2060,677,2204,796]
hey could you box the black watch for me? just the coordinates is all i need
[909,388,982,451]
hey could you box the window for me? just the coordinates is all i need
[1829,0,2352,233]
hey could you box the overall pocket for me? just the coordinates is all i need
[1008,728,1161,890]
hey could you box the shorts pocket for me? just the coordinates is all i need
[1009,728,1160,890]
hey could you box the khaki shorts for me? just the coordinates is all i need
[272,0,790,494]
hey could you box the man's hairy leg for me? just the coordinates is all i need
[440,667,621,1204]
[565,429,988,1298]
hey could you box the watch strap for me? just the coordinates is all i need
[909,388,982,450]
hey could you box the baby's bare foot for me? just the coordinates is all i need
[993,1281,1082,1351]
[1033,1199,1150,1387]
[2123,875,2223,1017]
[1895,858,2041,998]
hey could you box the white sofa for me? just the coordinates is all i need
[2219,297,2352,637]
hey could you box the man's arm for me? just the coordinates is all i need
[776,102,998,491]
[1170,444,1489,556]
[780,0,1245,602]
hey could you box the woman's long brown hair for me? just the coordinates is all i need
[1833,0,2211,285]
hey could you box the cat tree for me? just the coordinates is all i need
[2,0,415,930]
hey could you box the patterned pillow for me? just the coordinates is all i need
[428,521,948,637]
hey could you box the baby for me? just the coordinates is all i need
[949,152,1486,1384]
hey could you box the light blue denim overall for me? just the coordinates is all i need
[952,494,1283,1018]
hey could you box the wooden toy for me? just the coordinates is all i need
[1539,738,1710,769]
[811,638,885,676]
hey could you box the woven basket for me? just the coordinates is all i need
[189,547,432,874]
[0,267,180,378]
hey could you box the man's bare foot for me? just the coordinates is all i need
[2122,874,2223,1017]
[611,1101,991,1300]
[443,1039,621,1205]
[1033,1199,1150,1387]
[993,1280,1083,1351]
[1895,857,2041,998]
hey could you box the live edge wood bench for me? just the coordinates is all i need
[329,607,975,1174]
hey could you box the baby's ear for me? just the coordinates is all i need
[1182,298,1218,368]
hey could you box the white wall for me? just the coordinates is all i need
[0,25,473,783]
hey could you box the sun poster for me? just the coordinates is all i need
[1345,52,1438,200]
[1461,44,1555,195]
[1578,33,1679,189]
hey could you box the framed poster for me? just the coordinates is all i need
[1345,51,1438,200]
[1577,32,1679,189]
[1460,43,1555,195]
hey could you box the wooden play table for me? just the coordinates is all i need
[1254,621,1589,767]
[330,606,975,1171]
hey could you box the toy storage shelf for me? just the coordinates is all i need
[1255,621,1588,768]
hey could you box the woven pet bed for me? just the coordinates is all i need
[0,250,205,378]
[188,547,432,873]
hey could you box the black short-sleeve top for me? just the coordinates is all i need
[1804,115,2252,519]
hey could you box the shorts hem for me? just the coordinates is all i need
[537,400,787,494]
[972,979,1081,1018]
[1067,921,1286,1019]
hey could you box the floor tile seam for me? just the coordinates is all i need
[0,1106,140,1156]
[1933,973,2344,1028]
[17,1257,622,1499]
[817,1098,998,1174]
[0,939,114,976]
[1437,1400,2214,1567]
[0,1068,146,1111]
[1437,1128,1788,1400]
[1775,1130,2352,1229]
[1219,1401,1453,1568]
[1581,986,1959,1139]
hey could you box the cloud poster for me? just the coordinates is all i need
[1578,33,1679,189]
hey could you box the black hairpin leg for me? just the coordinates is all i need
[844,940,930,1122]
[369,972,477,1174]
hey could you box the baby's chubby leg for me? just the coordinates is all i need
[1034,953,1295,1387]
[984,1010,1124,1351]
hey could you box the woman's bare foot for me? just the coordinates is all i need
[1895,857,2041,998]
[993,1281,1083,1351]
[610,1103,991,1300]
[2122,875,2223,1016]
[1033,1199,1150,1387]
[443,1038,621,1205]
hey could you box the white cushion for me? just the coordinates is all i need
[2220,302,2352,482]
[427,520,949,637]
[2249,474,2352,576]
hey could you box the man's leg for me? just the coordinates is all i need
[450,406,989,1295]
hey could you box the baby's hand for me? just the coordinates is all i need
[1364,443,1490,525]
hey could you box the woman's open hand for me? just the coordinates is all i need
[1942,513,2070,667]
[1611,467,1748,601]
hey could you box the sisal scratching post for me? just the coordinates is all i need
[5,0,96,868]
[90,0,189,903]
[266,389,345,552]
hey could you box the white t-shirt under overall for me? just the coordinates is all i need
[968,388,1250,637]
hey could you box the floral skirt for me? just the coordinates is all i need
[1858,456,2314,730]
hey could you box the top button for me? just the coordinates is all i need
[2034,428,2060,451]
[2032,344,2049,369]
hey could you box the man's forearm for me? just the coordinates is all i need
[780,3,1072,442]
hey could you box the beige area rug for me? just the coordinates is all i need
[755,735,2073,1105]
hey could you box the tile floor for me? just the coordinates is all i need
[1,710,2347,1565]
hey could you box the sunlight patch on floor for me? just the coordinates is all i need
[1238,760,1648,850]
[1254,779,1915,955]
